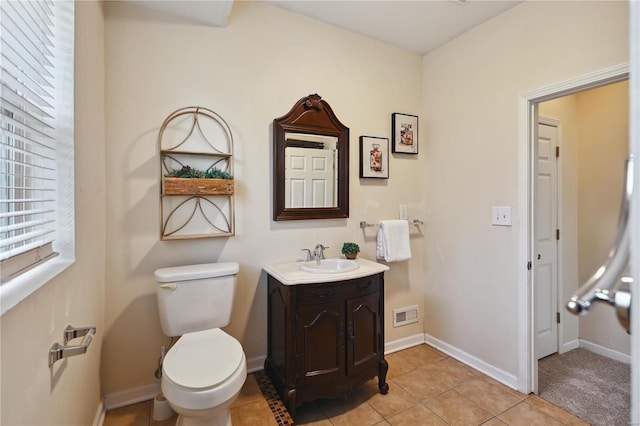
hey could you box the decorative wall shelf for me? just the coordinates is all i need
[158,106,235,240]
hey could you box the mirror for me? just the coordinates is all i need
[273,94,349,220]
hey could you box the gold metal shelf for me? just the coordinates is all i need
[158,106,235,240]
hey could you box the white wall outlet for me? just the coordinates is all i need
[399,204,408,220]
[492,206,512,226]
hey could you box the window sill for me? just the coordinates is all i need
[0,257,75,316]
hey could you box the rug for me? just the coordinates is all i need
[538,348,630,426]
[254,370,295,426]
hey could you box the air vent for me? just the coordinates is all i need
[393,305,419,327]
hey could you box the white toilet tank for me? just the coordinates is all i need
[155,262,239,337]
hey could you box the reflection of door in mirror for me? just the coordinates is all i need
[285,133,338,208]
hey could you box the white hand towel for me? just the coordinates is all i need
[376,220,412,262]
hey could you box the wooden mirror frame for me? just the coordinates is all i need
[273,94,349,221]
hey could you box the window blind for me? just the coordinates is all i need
[1,0,73,281]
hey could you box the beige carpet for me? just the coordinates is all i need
[538,348,630,426]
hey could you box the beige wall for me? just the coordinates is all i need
[576,81,630,354]
[0,2,107,425]
[102,1,425,395]
[422,0,628,378]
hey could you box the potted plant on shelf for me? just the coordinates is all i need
[341,242,360,259]
[164,166,234,195]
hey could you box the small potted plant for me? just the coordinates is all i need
[341,242,360,259]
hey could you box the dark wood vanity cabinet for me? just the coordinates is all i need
[265,273,388,418]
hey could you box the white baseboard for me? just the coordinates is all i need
[102,356,266,411]
[560,339,579,354]
[103,383,160,410]
[93,398,105,426]
[247,354,266,373]
[103,335,521,411]
[579,339,631,364]
[384,333,426,354]
[424,333,519,390]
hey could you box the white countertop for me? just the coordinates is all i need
[263,257,389,285]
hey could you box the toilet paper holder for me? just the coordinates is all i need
[49,325,96,367]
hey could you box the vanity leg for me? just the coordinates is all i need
[283,388,297,419]
[378,358,389,394]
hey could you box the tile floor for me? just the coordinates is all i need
[104,344,588,426]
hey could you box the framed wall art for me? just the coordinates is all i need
[360,136,389,179]
[392,113,418,154]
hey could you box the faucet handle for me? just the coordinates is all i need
[301,248,313,261]
[314,244,329,259]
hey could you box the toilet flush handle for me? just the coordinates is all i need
[159,283,177,290]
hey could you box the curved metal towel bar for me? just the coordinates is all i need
[566,156,633,323]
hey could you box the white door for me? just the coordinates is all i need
[535,121,559,360]
[285,147,335,208]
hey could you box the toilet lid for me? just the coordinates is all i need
[163,329,244,390]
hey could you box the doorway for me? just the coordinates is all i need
[531,81,631,424]
[514,63,630,396]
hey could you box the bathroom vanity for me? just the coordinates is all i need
[263,258,389,418]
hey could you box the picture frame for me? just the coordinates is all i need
[392,113,419,154]
[359,136,389,179]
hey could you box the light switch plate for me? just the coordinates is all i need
[399,205,408,220]
[492,206,512,226]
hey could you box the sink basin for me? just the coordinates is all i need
[299,259,360,274]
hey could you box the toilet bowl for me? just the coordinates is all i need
[162,329,246,426]
[155,262,247,426]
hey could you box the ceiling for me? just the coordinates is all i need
[264,1,523,55]
[131,0,523,56]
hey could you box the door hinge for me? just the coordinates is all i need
[556,312,561,324]
[556,229,560,240]
[556,146,560,158]
[527,261,532,271]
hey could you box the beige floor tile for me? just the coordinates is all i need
[497,401,565,426]
[455,378,525,415]
[231,374,264,408]
[416,358,479,391]
[392,366,450,401]
[395,344,446,366]
[104,401,151,426]
[385,344,446,379]
[320,393,384,426]
[386,352,423,378]
[230,399,278,426]
[481,417,508,425]
[357,378,418,418]
[525,396,589,425]
[480,377,528,402]
[373,421,392,426]
[387,404,448,425]
[424,389,493,425]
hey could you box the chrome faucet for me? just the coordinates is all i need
[301,244,329,261]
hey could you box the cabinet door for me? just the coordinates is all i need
[346,291,380,376]
[296,302,345,385]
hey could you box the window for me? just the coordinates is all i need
[0,0,74,312]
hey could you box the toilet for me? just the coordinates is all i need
[155,262,247,426]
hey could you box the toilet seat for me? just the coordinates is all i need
[163,328,244,391]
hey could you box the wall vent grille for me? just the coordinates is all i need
[393,305,419,327]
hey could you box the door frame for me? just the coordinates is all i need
[516,63,629,395]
